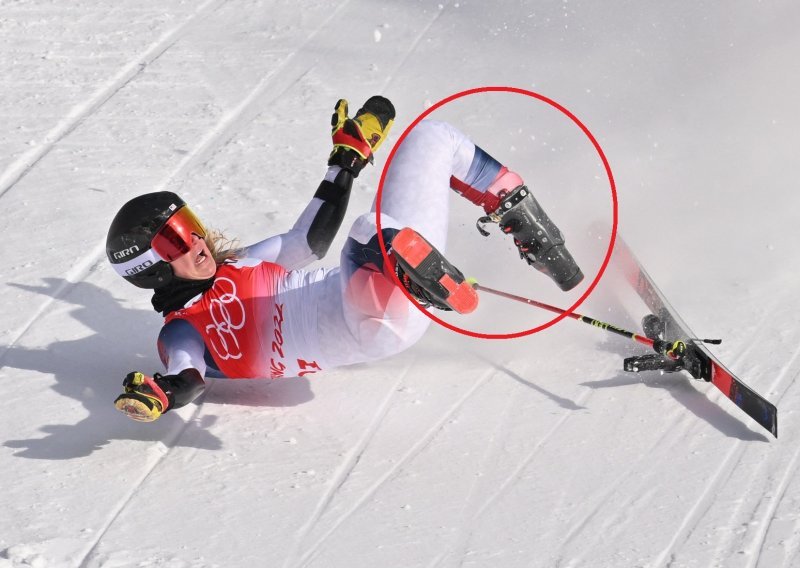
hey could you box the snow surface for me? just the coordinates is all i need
[2,1,800,567]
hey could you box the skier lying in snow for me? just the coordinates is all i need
[106,96,583,422]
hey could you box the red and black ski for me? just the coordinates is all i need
[614,235,778,438]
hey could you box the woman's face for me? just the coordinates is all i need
[169,233,217,280]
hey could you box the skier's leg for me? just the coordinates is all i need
[380,120,583,292]
[374,120,474,249]
[332,121,484,361]
[322,119,581,366]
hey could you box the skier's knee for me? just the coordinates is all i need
[342,264,429,358]
[352,313,428,359]
[344,264,409,322]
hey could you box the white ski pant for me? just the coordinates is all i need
[313,121,478,368]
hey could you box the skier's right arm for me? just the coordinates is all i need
[155,319,207,407]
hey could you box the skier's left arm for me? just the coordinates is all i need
[114,320,207,422]
[242,96,395,270]
[242,167,356,270]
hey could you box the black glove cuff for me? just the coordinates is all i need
[153,368,205,411]
[328,148,369,176]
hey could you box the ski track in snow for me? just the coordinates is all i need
[470,373,596,521]
[151,0,358,194]
[748,386,800,568]
[281,359,416,568]
[428,386,521,568]
[0,0,226,368]
[650,297,799,568]
[0,0,344,369]
[779,430,800,568]
[552,401,685,563]
[720,363,800,568]
[658,427,759,568]
[74,385,214,568]
[558,374,705,568]
[559,396,697,567]
[654,319,787,565]
[0,0,228,201]
[559,291,789,568]
[783,513,800,568]
[294,368,497,568]
[0,251,105,368]
[374,0,450,95]
[657,300,800,568]
[432,360,617,568]
[151,64,315,195]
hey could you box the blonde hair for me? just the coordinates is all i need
[204,229,241,265]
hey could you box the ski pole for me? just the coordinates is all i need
[471,281,676,355]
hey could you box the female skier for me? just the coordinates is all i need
[106,96,582,422]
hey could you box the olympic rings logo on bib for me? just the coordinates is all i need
[204,277,246,360]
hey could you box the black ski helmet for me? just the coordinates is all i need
[106,191,190,289]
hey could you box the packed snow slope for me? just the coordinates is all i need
[2,1,800,567]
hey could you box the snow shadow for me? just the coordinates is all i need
[477,355,587,411]
[201,375,314,409]
[0,278,311,460]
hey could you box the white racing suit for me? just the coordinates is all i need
[158,121,520,379]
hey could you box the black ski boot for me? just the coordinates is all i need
[391,227,478,314]
[477,185,583,291]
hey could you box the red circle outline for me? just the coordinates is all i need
[375,86,618,339]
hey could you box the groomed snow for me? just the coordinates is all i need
[2,1,799,567]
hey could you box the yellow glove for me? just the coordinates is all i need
[329,96,395,175]
[114,372,169,422]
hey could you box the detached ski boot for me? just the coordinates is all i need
[477,185,583,292]
[391,227,479,314]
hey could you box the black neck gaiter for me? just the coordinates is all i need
[151,276,215,316]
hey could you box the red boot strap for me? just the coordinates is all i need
[449,176,501,213]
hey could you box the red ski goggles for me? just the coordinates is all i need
[151,205,207,262]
